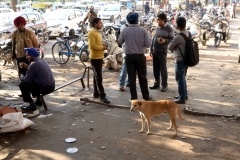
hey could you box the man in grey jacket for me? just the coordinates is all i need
[118,12,152,101]
[168,17,189,104]
[149,13,174,92]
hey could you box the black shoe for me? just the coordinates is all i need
[144,95,152,101]
[93,93,99,98]
[160,86,167,92]
[35,100,42,106]
[21,102,36,111]
[125,84,130,87]
[149,83,159,90]
[100,97,110,103]
[174,95,188,100]
[173,99,185,104]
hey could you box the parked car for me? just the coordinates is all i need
[16,4,31,12]
[0,12,47,40]
[0,8,14,13]
[44,9,84,37]
[94,1,108,12]
[98,4,131,22]
[22,8,45,16]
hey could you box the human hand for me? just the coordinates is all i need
[19,62,28,69]
[158,38,166,44]
[150,51,153,57]
[103,43,108,50]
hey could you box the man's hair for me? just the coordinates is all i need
[157,13,167,23]
[92,18,101,27]
[176,17,186,29]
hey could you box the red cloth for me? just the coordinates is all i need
[14,16,26,27]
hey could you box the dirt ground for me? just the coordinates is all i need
[1,15,240,160]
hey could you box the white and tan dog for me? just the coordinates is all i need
[130,100,185,136]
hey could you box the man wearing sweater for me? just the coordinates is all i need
[88,18,110,103]
[149,13,174,92]
[168,17,189,104]
[20,48,55,111]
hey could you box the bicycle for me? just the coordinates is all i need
[52,34,90,66]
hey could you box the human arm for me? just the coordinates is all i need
[22,63,36,83]
[159,27,174,44]
[168,35,181,51]
[117,29,125,45]
[144,29,151,48]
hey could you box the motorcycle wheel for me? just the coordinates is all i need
[79,45,90,67]
[110,15,115,23]
[202,40,206,46]
[0,51,7,66]
[214,37,221,47]
[44,32,49,43]
[0,59,7,66]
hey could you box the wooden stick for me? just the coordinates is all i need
[80,98,130,109]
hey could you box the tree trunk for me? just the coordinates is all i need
[205,0,208,6]
[186,0,189,10]
[11,0,17,12]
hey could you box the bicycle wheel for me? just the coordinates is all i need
[79,45,90,66]
[52,42,70,64]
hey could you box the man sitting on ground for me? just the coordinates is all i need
[20,48,55,111]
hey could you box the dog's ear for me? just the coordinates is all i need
[137,101,142,106]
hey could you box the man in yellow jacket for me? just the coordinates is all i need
[88,18,110,103]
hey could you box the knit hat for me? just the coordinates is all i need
[126,12,139,24]
[24,48,39,57]
[14,16,26,27]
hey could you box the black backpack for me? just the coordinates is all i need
[178,32,199,67]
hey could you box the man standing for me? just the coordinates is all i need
[149,13,174,92]
[82,6,97,27]
[12,16,39,79]
[20,48,55,111]
[144,2,150,15]
[168,17,189,104]
[231,2,237,18]
[88,18,110,103]
[118,12,152,101]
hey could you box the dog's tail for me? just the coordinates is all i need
[176,104,185,120]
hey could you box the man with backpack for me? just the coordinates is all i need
[168,17,189,104]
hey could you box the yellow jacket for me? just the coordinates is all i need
[88,28,104,59]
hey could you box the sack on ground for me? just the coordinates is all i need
[0,106,21,117]
[0,112,34,133]
[179,32,199,67]
[103,54,119,70]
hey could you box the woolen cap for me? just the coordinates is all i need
[24,48,39,57]
[126,12,139,24]
[14,16,26,27]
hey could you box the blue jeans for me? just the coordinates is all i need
[175,61,187,101]
[119,56,129,87]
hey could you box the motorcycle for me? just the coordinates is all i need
[30,26,51,43]
[0,33,13,66]
[214,17,231,47]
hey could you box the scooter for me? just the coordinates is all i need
[214,17,231,47]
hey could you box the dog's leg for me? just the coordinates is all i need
[146,117,151,135]
[139,114,145,133]
[170,117,178,136]
[167,120,173,130]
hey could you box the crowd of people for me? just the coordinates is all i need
[11,6,192,110]
[88,12,190,104]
